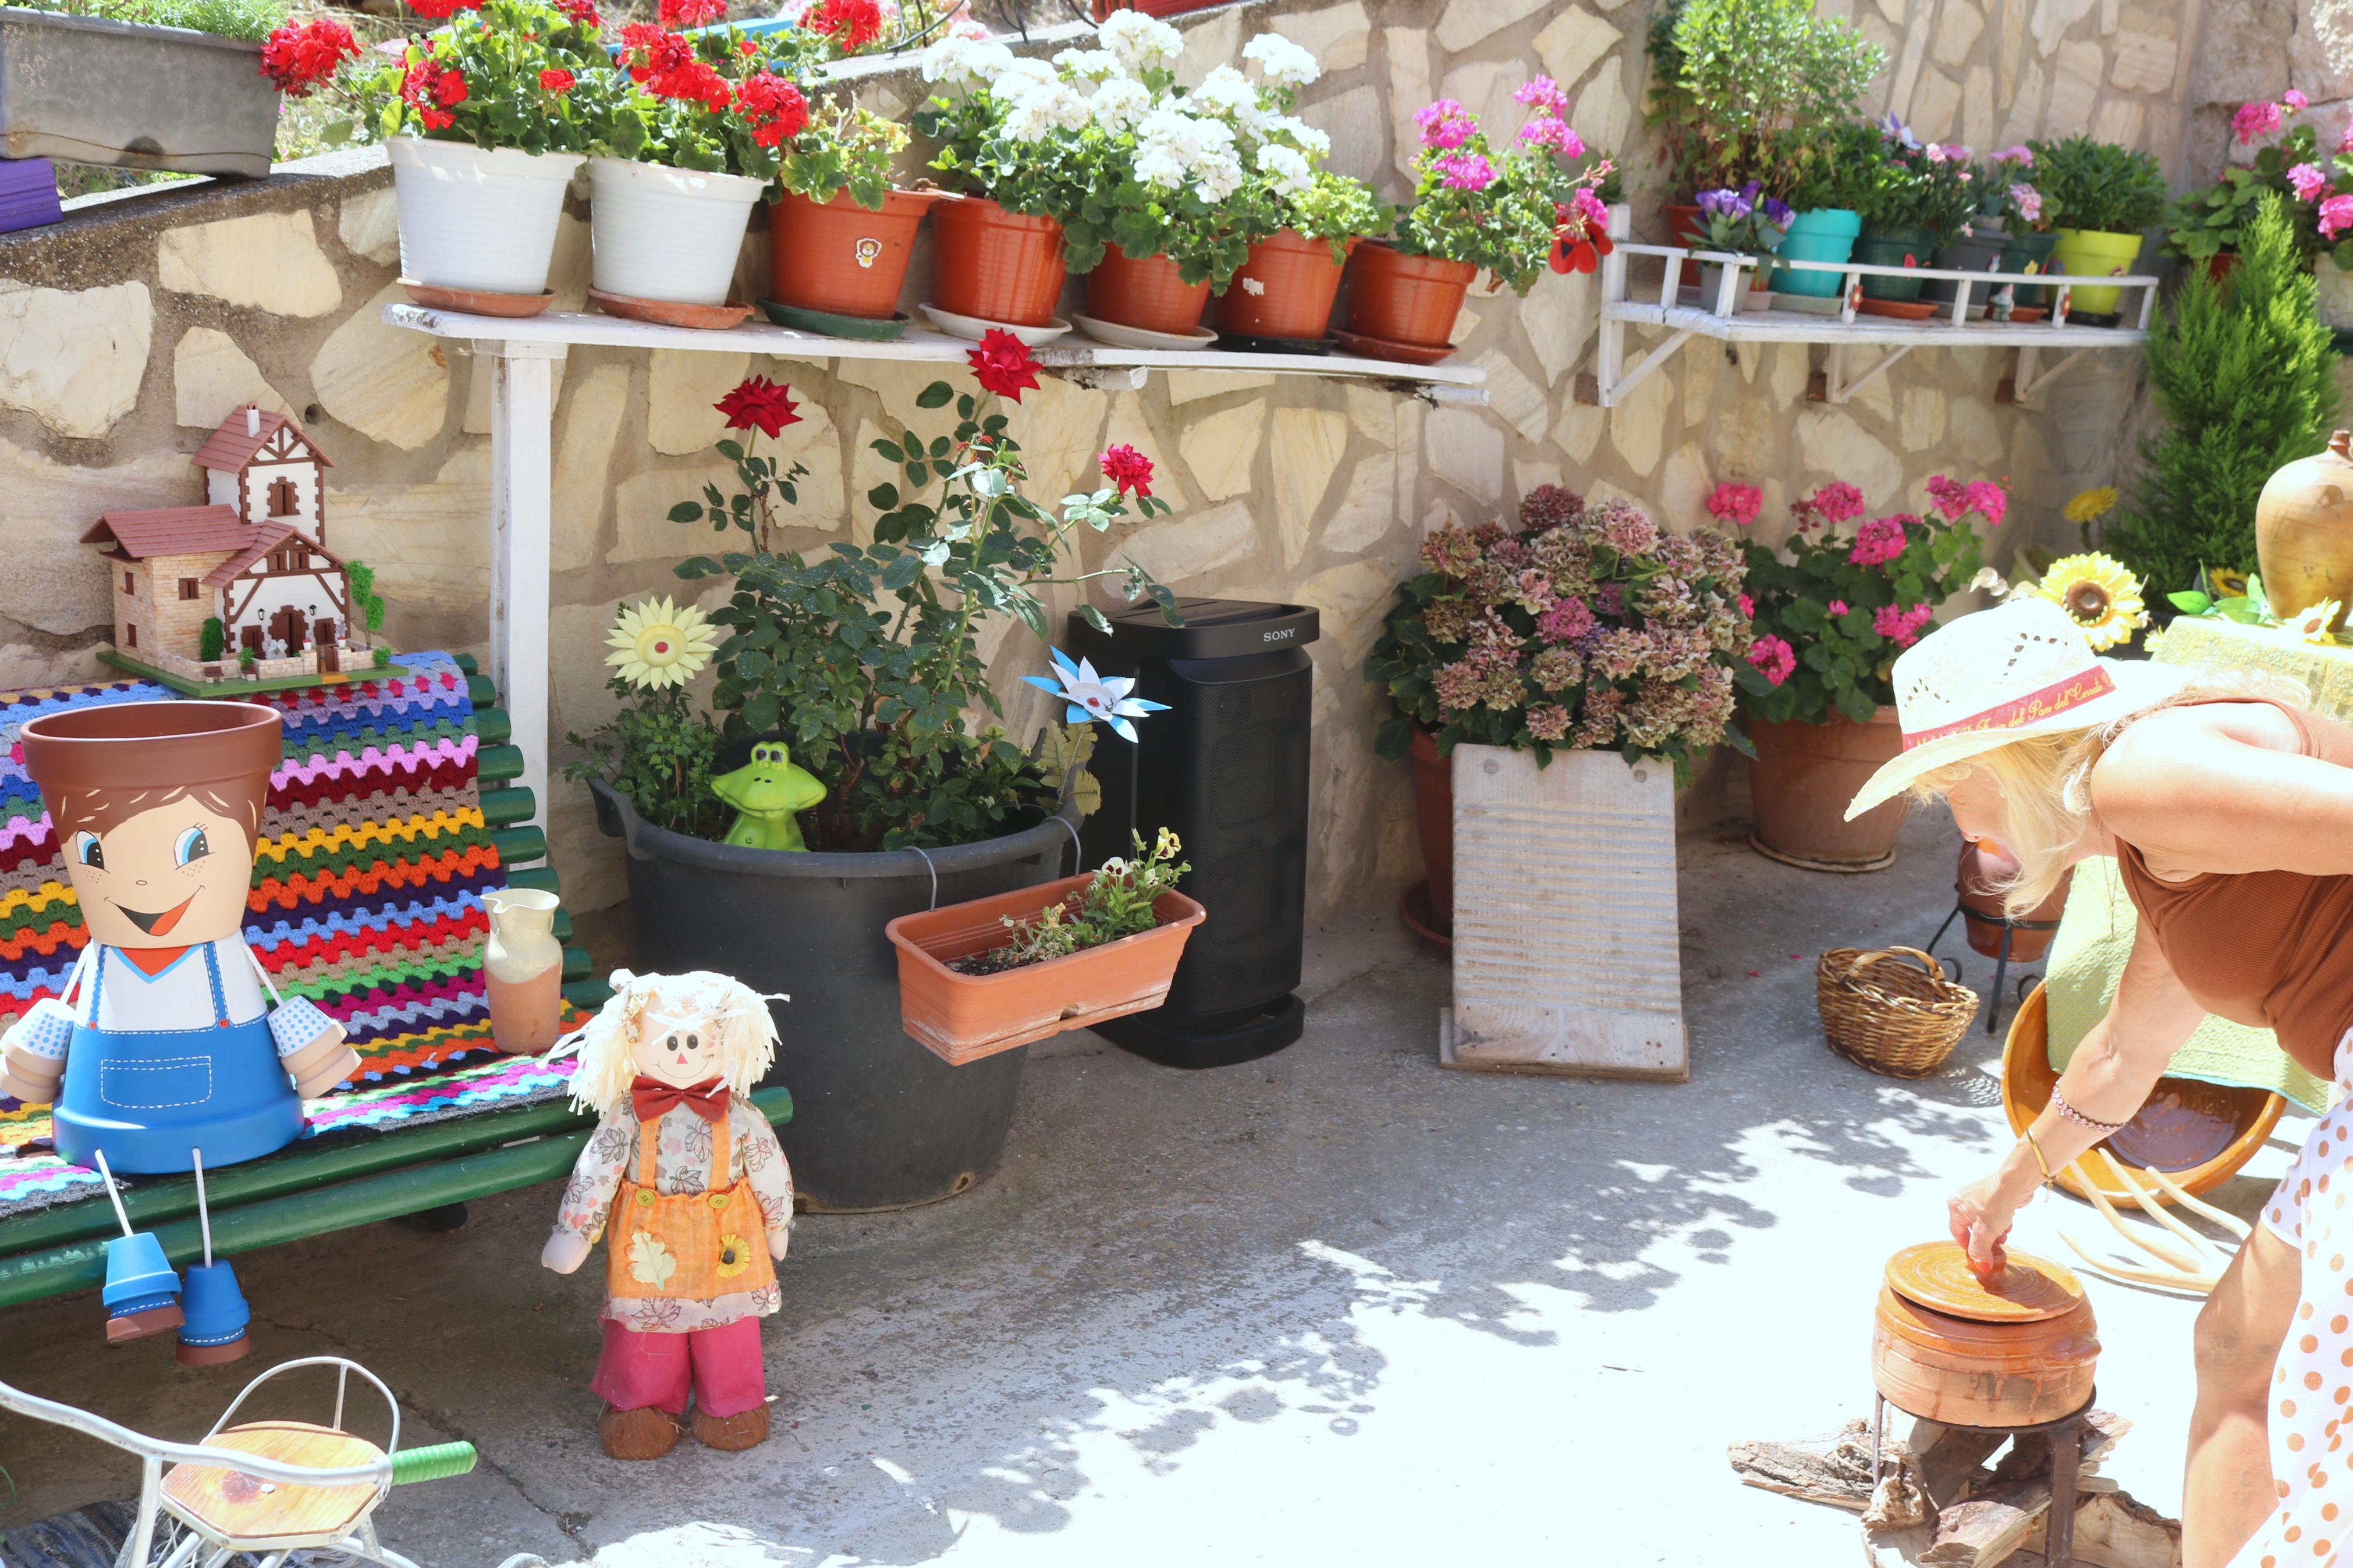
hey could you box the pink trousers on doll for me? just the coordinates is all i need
[590,1317,766,1418]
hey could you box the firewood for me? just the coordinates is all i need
[1729,1420,1896,1511]
[1907,1421,2010,1510]
[1919,1478,2052,1568]
[2067,1489,2184,1568]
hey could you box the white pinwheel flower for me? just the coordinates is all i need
[1022,647,1170,743]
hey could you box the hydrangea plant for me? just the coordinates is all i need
[1367,488,1752,774]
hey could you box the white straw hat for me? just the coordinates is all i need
[1842,596,2190,820]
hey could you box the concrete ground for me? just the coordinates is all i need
[0,804,2291,1567]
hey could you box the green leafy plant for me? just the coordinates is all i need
[372,646,391,669]
[2027,134,2166,233]
[956,828,1188,973]
[1392,82,1611,294]
[776,101,908,208]
[1777,119,1886,214]
[346,0,608,154]
[63,0,285,41]
[237,646,258,674]
[1651,0,1883,194]
[2103,194,2341,596]
[1857,120,1981,247]
[2165,566,2347,643]
[1276,173,1390,260]
[1367,486,1750,777]
[198,617,228,662]
[567,682,730,838]
[1737,475,2002,726]
[2161,96,2333,265]
[915,33,1098,253]
[1984,145,2057,230]
[344,559,386,637]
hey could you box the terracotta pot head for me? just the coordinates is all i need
[20,701,281,951]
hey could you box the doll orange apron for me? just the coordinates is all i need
[605,1117,775,1303]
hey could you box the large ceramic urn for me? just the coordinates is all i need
[2257,429,2353,631]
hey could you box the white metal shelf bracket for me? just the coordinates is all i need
[2005,343,2097,410]
[1821,342,1912,406]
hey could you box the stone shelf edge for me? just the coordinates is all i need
[382,302,1490,836]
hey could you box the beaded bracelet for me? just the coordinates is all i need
[2051,1088,2127,1135]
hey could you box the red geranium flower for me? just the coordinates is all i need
[735,72,808,147]
[556,0,601,27]
[1099,443,1152,498]
[432,67,469,107]
[406,0,483,19]
[805,0,885,50]
[659,0,727,26]
[967,329,1041,403]
[715,376,802,438]
[259,16,360,97]
[539,66,576,92]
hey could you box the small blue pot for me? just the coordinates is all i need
[101,1231,179,1318]
[178,1260,251,1349]
[1770,208,1863,298]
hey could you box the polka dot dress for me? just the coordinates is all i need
[2247,1103,2353,1568]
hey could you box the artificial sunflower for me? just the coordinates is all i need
[2289,598,2344,645]
[2034,552,2147,652]
[714,1232,753,1278]
[2062,486,2119,525]
[605,596,719,690]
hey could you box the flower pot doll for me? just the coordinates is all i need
[541,969,794,1460]
[0,702,356,1362]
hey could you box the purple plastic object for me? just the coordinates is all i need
[0,159,62,236]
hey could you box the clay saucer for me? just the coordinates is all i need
[1885,1240,2084,1322]
[589,289,753,330]
[1332,328,1456,367]
[403,280,556,318]
[1855,297,1939,321]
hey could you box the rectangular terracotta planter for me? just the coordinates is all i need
[885,873,1206,1066]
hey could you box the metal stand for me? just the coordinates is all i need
[1924,899,2060,1034]
[1872,1391,2090,1567]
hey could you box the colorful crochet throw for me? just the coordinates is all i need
[0,653,580,1218]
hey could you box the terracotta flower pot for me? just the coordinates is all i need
[1954,838,2070,965]
[1665,200,1704,287]
[1409,727,1454,933]
[930,195,1067,328]
[1745,709,1908,871]
[885,872,1206,1065]
[1216,228,1356,340]
[1343,241,1477,350]
[1085,244,1212,336]
[767,187,939,321]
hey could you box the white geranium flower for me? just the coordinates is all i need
[1090,76,1151,133]
[920,34,977,84]
[1192,65,1255,115]
[1194,151,1245,204]
[1266,113,1331,158]
[1255,141,1312,198]
[1136,104,1207,168]
[999,77,1091,141]
[1098,8,1183,71]
[1241,31,1319,87]
[1053,46,1124,83]
[995,56,1058,91]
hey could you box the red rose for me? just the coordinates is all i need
[539,67,576,92]
[658,0,727,25]
[715,376,801,438]
[967,329,1041,403]
[1099,443,1153,499]
[259,16,359,97]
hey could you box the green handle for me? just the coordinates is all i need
[389,1442,476,1485]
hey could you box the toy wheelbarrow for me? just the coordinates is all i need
[0,1356,475,1568]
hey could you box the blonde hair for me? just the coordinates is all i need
[558,969,782,1117]
[1906,667,2311,917]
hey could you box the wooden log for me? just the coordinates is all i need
[1866,1485,2180,1568]
[1729,1421,1883,1512]
[1907,1421,2010,1510]
[1919,1478,2052,1568]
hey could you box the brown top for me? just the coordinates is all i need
[2110,698,2353,1080]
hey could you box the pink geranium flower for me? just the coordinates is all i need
[1705,482,1763,527]
[1924,474,1971,521]
[1746,635,1797,687]
[2234,99,2284,144]
[1414,98,1476,151]
[1964,480,2007,526]
[1810,482,1865,525]
[1513,75,1569,116]
[1736,593,1755,620]
[1829,599,1851,616]
[2289,88,2310,111]
[2322,193,2353,240]
[2293,162,2331,202]
[1848,516,1910,567]
[1434,151,1496,191]
[1872,602,1935,647]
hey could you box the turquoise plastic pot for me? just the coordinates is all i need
[1856,226,1936,302]
[1770,208,1862,298]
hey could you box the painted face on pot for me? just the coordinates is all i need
[63,799,255,951]
[631,1011,722,1089]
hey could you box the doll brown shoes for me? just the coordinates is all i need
[599,1403,683,1462]
[692,1404,771,1451]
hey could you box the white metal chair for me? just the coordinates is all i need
[0,1356,475,1568]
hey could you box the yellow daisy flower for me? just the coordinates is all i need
[2290,598,2344,644]
[605,596,719,690]
[715,1232,753,1278]
[2033,552,2147,652]
[2063,486,2118,525]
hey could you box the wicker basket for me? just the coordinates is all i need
[1817,945,1981,1078]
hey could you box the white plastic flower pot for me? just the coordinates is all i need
[587,157,768,307]
[387,136,583,296]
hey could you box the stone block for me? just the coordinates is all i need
[1105,500,1258,584]
[2109,22,2178,93]
[1768,343,1809,404]
[0,280,150,440]
[1933,0,1985,66]
[1534,7,1622,91]
[1440,59,1523,157]
[2031,0,2098,56]
[1323,453,1396,554]
[648,349,751,456]
[1270,406,1350,565]
[2195,0,2287,105]
[2052,39,2110,140]
[328,446,491,613]
[1474,349,1550,443]
[1173,8,1239,88]
[157,210,342,318]
[1435,0,1549,52]
[608,459,737,564]
[2294,0,2353,105]
[1797,408,1902,500]
[1962,63,1997,152]
[1520,270,1595,387]
[1180,400,1267,500]
[1296,559,1399,666]
[1512,458,1563,499]
[1570,61,1632,173]
[1277,0,1371,72]
[172,326,294,430]
[1002,375,1107,509]
[1302,84,1386,187]
[1384,27,1432,180]
[1950,395,2004,465]
[1900,385,1948,451]
[1911,67,1964,141]
[1428,406,1506,505]
[0,436,186,635]
[1166,369,1276,405]
[1450,303,1482,347]
[1554,400,1603,465]
[773,397,845,530]
[310,282,450,451]
[1998,59,2047,146]
[1708,394,1775,481]
[1606,367,1671,478]
[1683,357,1714,431]
[337,187,399,266]
[551,364,631,573]
[2092,97,2146,147]
[1347,382,1396,441]
[1659,446,1713,532]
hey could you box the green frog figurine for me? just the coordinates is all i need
[710,742,825,851]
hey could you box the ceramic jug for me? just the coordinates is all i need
[2256,429,2353,631]
[483,887,563,1054]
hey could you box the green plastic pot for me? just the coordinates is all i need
[2051,227,2145,315]
[1855,226,1935,302]
[1770,208,1862,298]
[1997,231,2060,307]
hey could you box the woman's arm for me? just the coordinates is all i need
[2097,706,2353,877]
[1952,929,2205,1272]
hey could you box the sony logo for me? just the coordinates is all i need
[1262,628,1295,642]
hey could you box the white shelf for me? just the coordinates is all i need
[381,304,1490,391]
[1602,299,2148,350]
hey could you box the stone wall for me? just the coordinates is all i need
[0,0,2330,951]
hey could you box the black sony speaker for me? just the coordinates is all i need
[1067,597,1319,1069]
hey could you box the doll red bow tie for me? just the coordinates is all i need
[631,1076,730,1124]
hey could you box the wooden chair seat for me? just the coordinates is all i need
[162,1420,383,1545]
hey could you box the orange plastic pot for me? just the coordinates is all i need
[1745,709,1908,870]
[930,196,1066,328]
[1409,727,1454,932]
[766,187,939,320]
[1665,200,1704,287]
[1343,241,1477,350]
[1216,228,1357,340]
[1085,245,1212,336]
[885,872,1206,1065]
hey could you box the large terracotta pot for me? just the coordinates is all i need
[767,187,938,320]
[930,195,1066,328]
[1410,727,1453,933]
[2256,429,2353,633]
[1745,709,1908,871]
[1954,838,2070,965]
[1343,241,1477,350]
[1085,244,1211,336]
[1216,228,1355,340]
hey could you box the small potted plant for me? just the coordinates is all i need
[2165,93,2322,286]
[1691,180,1791,312]
[762,101,932,332]
[338,0,606,303]
[1365,485,1751,934]
[779,0,986,59]
[1734,475,2004,869]
[2029,132,2166,317]
[1346,80,1609,358]
[1769,119,1883,300]
[1853,118,1980,306]
[1983,145,2060,309]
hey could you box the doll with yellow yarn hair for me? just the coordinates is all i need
[541,970,793,1461]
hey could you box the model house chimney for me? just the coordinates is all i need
[246,406,260,438]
